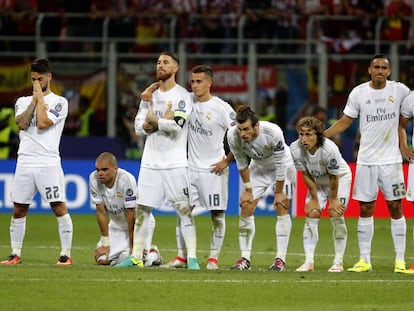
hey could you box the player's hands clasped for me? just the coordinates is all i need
[32,80,42,103]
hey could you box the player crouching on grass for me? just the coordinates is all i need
[290,116,351,272]
[90,152,162,266]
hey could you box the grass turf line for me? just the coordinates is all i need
[1,214,414,311]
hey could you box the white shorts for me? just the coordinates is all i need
[189,167,229,211]
[250,162,296,200]
[137,167,190,209]
[11,164,66,204]
[406,162,414,201]
[305,173,352,210]
[96,224,130,262]
[353,163,405,202]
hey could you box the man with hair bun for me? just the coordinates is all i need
[226,106,296,271]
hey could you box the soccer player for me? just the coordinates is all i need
[291,116,351,272]
[90,152,162,266]
[160,65,236,270]
[325,54,410,273]
[227,106,296,271]
[116,52,199,269]
[399,90,414,272]
[1,58,73,266]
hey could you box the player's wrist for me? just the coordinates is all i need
[100,236,110,247]
[243,182,252,192]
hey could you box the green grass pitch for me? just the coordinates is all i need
[1,214,414,311]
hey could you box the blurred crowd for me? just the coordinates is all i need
[1,0,414,55]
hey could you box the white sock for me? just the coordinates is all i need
[303,217,319,264]
[178,213,197,259]
[57,214,73,257]
[358,216,374,264]
[209,211,225,260]
[330,216,347,265]
[391,216,406,262]
[10,217,26,257]
[275,214,292,262]
[239,216,255,261]
[145,213,156,251]
[132,208,152,260]
[175,217,187,259]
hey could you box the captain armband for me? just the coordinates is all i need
[174,111,188,128]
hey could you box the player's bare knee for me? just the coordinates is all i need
[386,200,403,218]
[240,202,254,217]
[12,203,29,218]
[50,202,68,217]
[359,202,375,217]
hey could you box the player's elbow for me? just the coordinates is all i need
[37,120,52,129]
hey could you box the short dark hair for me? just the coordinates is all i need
[370,54,390,66]
[192,65,213,78]
[296,116,325,146]
[159,52,179,65]
[30,58,52,74]
[236,106,259,127]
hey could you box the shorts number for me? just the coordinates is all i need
[285,182,295,198]
[45,186,60,200]
[392,182,406,197]
[209,194,220,207]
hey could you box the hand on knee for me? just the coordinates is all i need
[307,209,321,218]
[240,201,255,217]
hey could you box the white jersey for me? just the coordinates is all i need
[290,138,351,186]
[188,94,236,170]
[400,91,414,144]
[343,80,409,165]
[227,121,288,181]
[15,92,68,167]
[89,168,137,230]
[135,84,192,169]
[401,91,414,201]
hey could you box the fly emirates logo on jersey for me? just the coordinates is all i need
[366,107,397,123]
[188,118,212,136]
[365,95,396,123]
